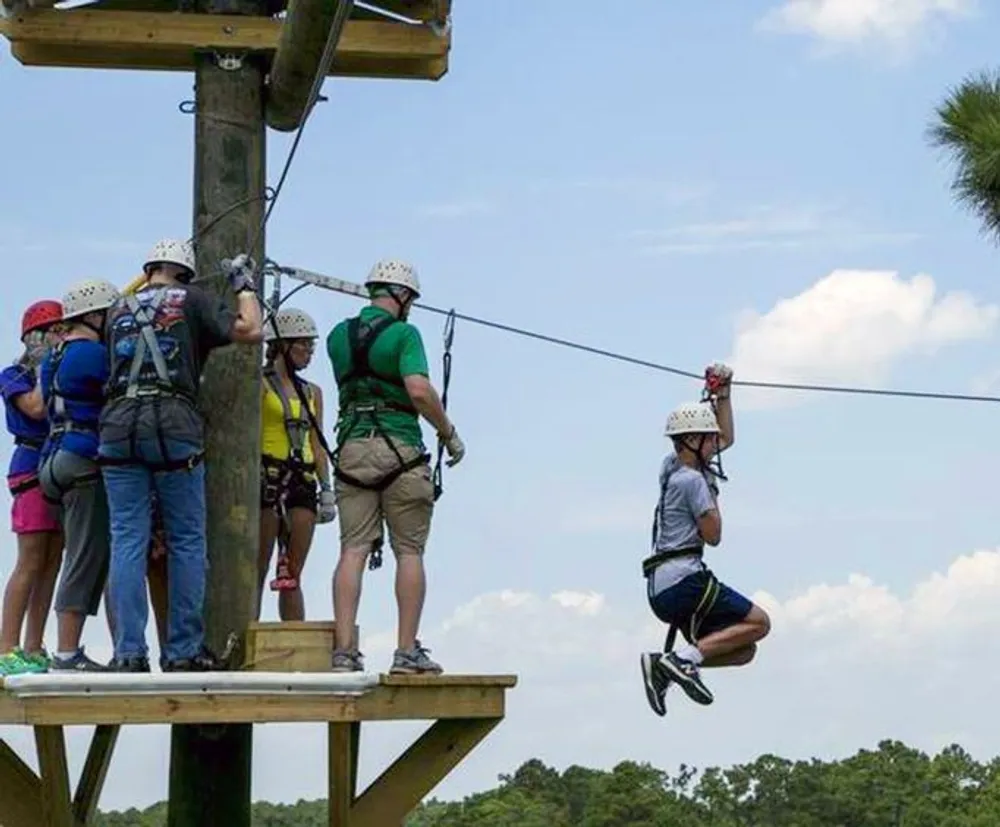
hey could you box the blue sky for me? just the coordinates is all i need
[3,0,1000,812]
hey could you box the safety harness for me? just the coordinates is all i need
[643,463,721,652]
[38,340,102,504]
[99,289,205,473]
[334,314,430,485]
[262,366,318,592]
[329,313,433,571]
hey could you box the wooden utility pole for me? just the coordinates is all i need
[167,31,267,827]
[0,3,452,823]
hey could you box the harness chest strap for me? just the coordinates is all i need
[98,290,204,473]
[334,313,429,496]
[263,367,313,463]
[124,291,173,397]
[46,342,99,438]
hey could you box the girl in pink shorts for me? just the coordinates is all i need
[0,301,66,675]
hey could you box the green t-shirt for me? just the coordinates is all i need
[327,306,429,448]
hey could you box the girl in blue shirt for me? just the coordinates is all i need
[0,300,67,675]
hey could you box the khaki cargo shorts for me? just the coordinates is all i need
[334,436,434,557]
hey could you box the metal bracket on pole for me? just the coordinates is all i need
[271,264,370,301]
[214,52,246,71]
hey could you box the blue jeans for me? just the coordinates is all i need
[100,436,206,662]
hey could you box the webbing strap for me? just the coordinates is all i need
[124,291,171,398]
[49,342,67,421]
[662,570,721,653]
[263,368,312,461]
[8,475,39,496]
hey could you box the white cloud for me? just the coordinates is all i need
[635,205,918,255]
[726,269,998,409]
[757,0,975,49]
[13,546,999,816]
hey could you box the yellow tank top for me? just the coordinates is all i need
[260,371,317,464]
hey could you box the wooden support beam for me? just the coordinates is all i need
[165,40,267,827]
[34,725,73,827]
[328,722,360,827]
[0,738,43,827]
[72,724,120,826]
[266,0,353,132]
[350,717,501,827]
[0,11,449,79]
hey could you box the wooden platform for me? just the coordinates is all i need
[0,671,517,827]
[0,6,450,79]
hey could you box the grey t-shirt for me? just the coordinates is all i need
[649,452,718,593]
[99,283,235,449]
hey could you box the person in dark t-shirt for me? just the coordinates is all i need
[99,238,262,673]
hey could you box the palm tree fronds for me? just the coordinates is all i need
[928,69,1000,243]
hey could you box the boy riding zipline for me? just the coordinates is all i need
[640,363,771,716]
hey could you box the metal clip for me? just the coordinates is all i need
[214,52,244,71]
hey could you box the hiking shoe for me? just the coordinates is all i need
[112,656,151,673]
[641,652,671,717]
[331,648,364,673]
[162,646,224,672]
[0,650,36,676]
[658,652,713,706]
[389,641,443,675]
[19,648,50,673]
[50,650,109,672]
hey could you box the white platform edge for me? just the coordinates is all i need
[2,670,380,698]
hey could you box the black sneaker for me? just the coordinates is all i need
[658,651,714,706]
[640,652,671,717]
[112,655,151,673]
[162,646,225,672]
[50,649,109,673]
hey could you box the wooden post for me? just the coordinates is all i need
[265,0,354,132]
[166,19,267,827]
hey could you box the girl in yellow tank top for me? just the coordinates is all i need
[255,308,335,622]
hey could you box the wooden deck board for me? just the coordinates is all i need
[0,673,517,726]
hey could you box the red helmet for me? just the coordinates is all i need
[21,300,63,339]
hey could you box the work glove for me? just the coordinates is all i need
[704,362,733,397]
[316,488,337,524]
[440,425,466,467]
[221,254,257,294]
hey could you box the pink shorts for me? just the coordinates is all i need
[9,472,60,535]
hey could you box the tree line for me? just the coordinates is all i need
[93,739,1000,826]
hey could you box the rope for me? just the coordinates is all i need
[432,309,455,499]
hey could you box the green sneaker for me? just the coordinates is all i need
[0,650,34,676]
[20,648,50,673]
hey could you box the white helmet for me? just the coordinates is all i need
[62,279,121,321]
[365,258,421,298]
[265,307,318,342]
[143,238,196,279]
[664,402,720,437]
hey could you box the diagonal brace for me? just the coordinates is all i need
[349,717,500,827]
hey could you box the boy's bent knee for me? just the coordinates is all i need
[746,604,771,640]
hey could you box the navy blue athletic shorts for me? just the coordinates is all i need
[647,569,753,644]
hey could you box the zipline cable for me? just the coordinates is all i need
[272,264,1000,406]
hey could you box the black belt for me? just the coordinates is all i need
[641,545,704,578]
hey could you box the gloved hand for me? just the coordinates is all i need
[440,425,465,467]
[316,489,337,524]
[704,362,733,396]
[221,254,257,294]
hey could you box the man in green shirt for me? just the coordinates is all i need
[326,259,465,674]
